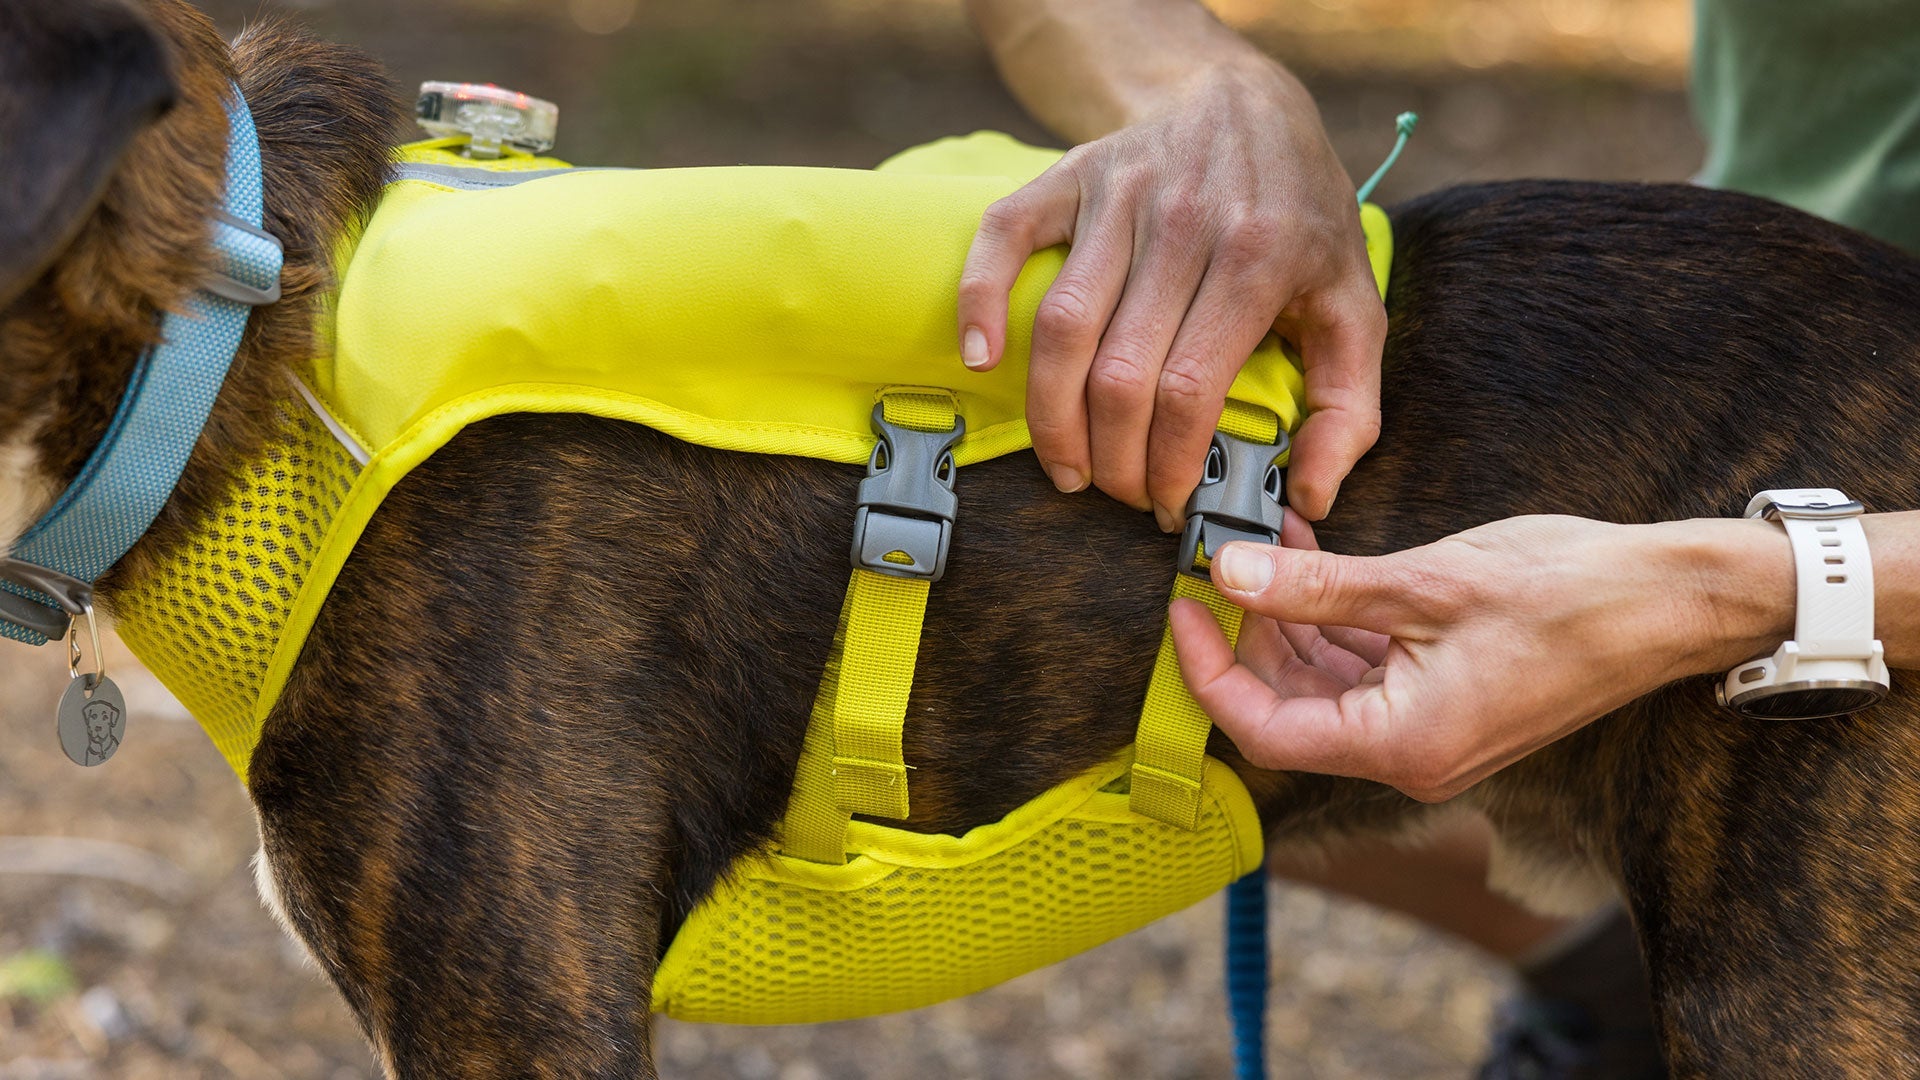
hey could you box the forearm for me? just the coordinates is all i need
[964,0,1296,141]
[1673,510,1920,673]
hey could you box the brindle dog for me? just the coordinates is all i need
[6,1,1920,1077]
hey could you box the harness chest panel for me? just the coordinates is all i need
[112,131,1391,1026]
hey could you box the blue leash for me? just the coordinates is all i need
[1225,863,1269,1079]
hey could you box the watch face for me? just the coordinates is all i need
[1733,681,1888,720]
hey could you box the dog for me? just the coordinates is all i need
[6,1,1920,1076]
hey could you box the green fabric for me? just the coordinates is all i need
[1692,0,1920,252]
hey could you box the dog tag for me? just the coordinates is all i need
[56,673,127,767]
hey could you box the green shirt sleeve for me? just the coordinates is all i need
[1693,0,1920,252]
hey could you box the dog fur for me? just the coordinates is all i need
[7,2,1920,1077]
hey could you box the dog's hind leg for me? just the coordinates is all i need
[1603,694,1920,1078]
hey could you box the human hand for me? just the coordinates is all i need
[1171,514,1794,801]
[955,61,1386,528]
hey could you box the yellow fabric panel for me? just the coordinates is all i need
[874,129,1072,179]
[652,753,1263,1024]
[317,137,1325,472]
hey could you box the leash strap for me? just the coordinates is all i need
[0,86,282,644]
[781,390,958,863]
[1225,862,1270,1079]
[1129,398,1281,828]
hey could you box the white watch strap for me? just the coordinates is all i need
[1746,488,1876,659]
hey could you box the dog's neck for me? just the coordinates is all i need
[3,19,402,610]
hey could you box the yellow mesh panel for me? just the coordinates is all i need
[113,399,360,780]
[652,754,1262,1025]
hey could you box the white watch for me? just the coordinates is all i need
[1718,488,1890,719]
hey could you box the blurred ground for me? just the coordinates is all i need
[1,0,1702,1076]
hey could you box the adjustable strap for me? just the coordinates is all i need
[781,390,961,863]
[1130,399,1285,828]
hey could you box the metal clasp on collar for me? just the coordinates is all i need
[0,557,94,641]
[851,404,963,582]
[1177,429,1288,577]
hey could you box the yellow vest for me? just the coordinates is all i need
[114,132,1392,1024]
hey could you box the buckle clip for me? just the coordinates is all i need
[1177,429,1288,577]
[851,404,963,582]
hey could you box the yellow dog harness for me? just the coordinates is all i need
[114,131,1391,1024]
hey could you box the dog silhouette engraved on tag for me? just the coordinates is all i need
[57,673,127,767]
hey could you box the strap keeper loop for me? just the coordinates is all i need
[203,211,284,306]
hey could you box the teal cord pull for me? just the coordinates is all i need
[1354,111,1418,204]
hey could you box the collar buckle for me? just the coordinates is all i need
[851,404,963,582]
[1177,429,1288,577]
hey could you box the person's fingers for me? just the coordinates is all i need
[1170,598,1391,777]
[956,161,1082,376]
[1082,224,1209,512]
[1283,282,1387,520]
[1023,208,1135,494]
[1209,541,1443,633]
[1238,615,1355,697]
[1277,510,1321,551]
[1321,623,1392,667]
[1144,250,1289,531]
[1274,619,1377,686]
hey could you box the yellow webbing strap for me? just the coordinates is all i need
[1129,399,1281,829]
[781,390,957,863]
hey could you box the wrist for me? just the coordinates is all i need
[1656,517,1796,677]
[1119,54,1300,128]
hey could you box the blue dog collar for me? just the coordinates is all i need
[0,85,282,645]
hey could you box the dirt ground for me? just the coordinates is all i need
[1,1,1703,1076]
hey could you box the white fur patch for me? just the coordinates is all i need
[252,844,319,969]
[1485,830,1620,918]
[0,414,56,557]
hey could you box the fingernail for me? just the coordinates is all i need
[962,326,989,369]
[1153,503,1180,534]
[1046,462,1088,493]
[1215,544,1273,592]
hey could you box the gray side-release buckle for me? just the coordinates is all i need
[0,557,93,640]
[1177,429,1288,578]
[851,404,963,582]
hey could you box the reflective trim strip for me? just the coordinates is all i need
[289,375,372,467]
[391,162,605,190]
